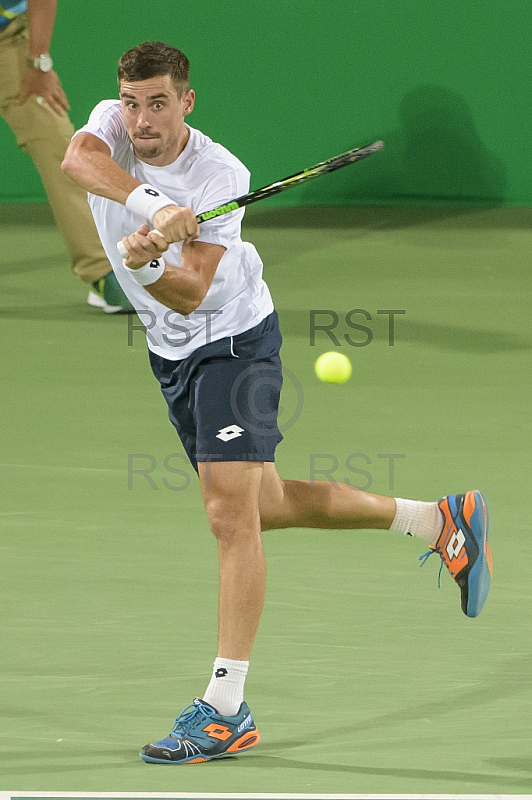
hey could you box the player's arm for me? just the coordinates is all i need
[62,132,144,202]
[148,241,225,315]
[121,224,224,316]
[61,133,199,242]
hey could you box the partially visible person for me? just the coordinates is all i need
[0,0,132,312]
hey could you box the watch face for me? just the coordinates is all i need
[38,54,53,72]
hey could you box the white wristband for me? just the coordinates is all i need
[122,258,165,286]
[125,184,175,223]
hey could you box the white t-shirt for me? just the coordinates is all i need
[75,100,274,360]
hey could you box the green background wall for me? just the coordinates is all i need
[0,0,529,206]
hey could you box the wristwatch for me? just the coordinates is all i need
[27,53,53,72]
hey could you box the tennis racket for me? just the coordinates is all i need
[117,139,383,256]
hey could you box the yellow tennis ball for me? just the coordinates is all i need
[314,351,352,384]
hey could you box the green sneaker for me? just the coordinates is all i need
[88,271,134,314]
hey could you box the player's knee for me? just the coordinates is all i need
[205,497,260,544]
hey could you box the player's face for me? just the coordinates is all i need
[120,74,195,166]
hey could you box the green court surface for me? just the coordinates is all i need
[1,204,531,794]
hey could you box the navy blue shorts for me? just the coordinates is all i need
[148,311,284,473]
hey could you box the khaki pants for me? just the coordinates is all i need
[0,14,110,283]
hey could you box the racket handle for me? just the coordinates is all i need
[117,240,128,258]
[117,229,165,259]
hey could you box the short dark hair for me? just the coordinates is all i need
[118,42,190,95]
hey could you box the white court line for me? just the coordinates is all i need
[2,793,532,800]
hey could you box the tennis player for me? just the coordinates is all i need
[62,41,492,765]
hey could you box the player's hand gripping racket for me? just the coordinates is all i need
[117,140,384,258]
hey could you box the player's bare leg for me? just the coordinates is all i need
[258,461,396,531]
[258,463,491,619]
[140,460,265,764]
[198,460,266,661]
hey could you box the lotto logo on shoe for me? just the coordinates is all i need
[203,723,233,741]
[238,714,253,733]
[216,425,244,442]
[446,529,466,560]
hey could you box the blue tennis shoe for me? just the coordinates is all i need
[422,490,492,617]
[140,698,260,764]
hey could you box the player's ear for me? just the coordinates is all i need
[182,89,195,116]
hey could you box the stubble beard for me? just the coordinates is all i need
[135,143,162,159]
[133,132,180,163]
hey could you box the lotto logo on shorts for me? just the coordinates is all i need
[216,424,245,442]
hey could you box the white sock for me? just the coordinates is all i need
[202,657,249,716]
[391,498,444,546]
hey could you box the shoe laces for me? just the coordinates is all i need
[419,549,444,588]
[171,699,215,735]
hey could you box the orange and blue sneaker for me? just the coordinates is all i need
[420,490,492,618]
[139,698,260,764]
